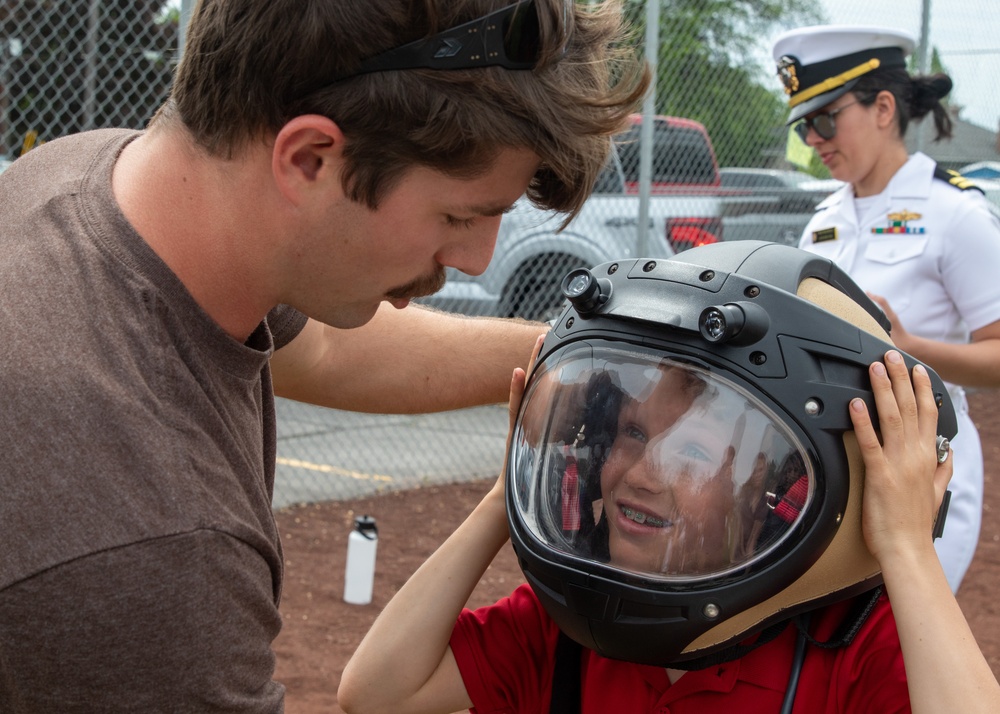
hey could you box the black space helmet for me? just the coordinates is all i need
[505,241,956,666]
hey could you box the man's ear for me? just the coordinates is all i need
[272,115,346,206]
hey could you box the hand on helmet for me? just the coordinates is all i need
[850,350,953,565]
[492,334,547,505]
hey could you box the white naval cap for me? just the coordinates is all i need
[771,25,915,123]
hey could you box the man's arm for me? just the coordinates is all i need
[270,304,546,413]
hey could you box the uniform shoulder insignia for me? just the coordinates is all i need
[933,165,986,195]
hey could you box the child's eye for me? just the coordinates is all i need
[446,215,477,229]
[622,424,647,444]
[679,443,712,462]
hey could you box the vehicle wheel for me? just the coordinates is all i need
[501,255,583,322]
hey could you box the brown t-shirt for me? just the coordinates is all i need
[0,130,308,712]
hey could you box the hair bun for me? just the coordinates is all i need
[926,73,953,100]
[908,72,954,139]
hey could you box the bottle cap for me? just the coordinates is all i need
[354,515,378,539]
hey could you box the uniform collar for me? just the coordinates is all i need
[881,151,935,199]
[816,181,851,211]
[814,152,934,215]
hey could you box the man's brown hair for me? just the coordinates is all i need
[155,0,649,218]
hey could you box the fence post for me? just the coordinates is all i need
[636,0,660,257]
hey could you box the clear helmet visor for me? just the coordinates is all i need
[509,343,815,582]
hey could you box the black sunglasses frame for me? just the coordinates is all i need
[317,0,568,89]
[793,101,858,143]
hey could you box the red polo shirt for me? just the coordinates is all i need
[451,584,909,714]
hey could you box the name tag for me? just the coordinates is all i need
[812,227,837,243]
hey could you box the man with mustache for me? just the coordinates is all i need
[0,0,649,710]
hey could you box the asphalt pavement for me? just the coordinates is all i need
[272,398,509,509]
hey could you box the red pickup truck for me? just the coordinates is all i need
[616,114,724,251]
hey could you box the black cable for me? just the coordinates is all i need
[780,611,811,714]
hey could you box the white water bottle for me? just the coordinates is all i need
[344,515,378,605]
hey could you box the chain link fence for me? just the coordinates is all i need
[3,1,998,507]
[0,1,177,160]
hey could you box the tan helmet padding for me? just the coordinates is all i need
[682,278,892,656]
[796,277,891,342]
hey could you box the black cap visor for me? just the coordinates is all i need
[786,79,859,124]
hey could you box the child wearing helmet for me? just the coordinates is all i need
[514,357,806,588]
[339,243,1000,713]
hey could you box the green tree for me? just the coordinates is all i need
[624,0,824,169]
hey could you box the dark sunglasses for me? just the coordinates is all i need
[316,0,569,88]
[793,101,858,142]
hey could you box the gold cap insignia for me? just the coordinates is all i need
[777,56,800,95]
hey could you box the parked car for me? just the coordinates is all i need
[419,115,723,320]
[718,167,841,246]
[720,167,840,212]
[958,161,1000,180]
[953,163,1000,214]
[618,115,724,253]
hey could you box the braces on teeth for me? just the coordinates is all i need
[622,506,667,528]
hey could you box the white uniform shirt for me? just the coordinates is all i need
[798,152,1000,360]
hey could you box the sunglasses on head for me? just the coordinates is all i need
[311,0,569,91]
[793,101,858,142]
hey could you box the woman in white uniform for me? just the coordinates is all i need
[771,25,1000,592]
